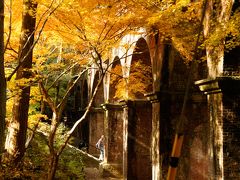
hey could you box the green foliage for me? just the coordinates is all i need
[0,130,85,179]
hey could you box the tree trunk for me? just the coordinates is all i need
[5,0,37,164]
[47,153,59,180]
[0,0,6,162]
[47,111,61,179]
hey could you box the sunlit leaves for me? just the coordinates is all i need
[48,0,140,62]
[110,60,152,99]
[147,0,202,61]
[224,10,240,51]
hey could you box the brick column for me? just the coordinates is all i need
[121,100,131,180]
[195,77,240,179]
[146,92,161,180]
[121,100,152,179]
[196,78,223,179]
[100,103,123,178]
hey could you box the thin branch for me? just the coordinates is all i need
[57,67,90,110]
[39,81,56,112]
[47,62,79,91]
[6,46,18,55]
[57,68,106,156]
[98,20,109,42]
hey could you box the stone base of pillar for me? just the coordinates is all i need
[99,162,123,178]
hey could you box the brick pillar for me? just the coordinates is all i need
[195,77,240,179]
[209,93,224,178]
[121,100,130,180]
[146,92,161,180]
[121,100,152,179]
[196,79,223,179]
[100,103,123,177]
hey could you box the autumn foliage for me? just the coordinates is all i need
[0,0,239,179]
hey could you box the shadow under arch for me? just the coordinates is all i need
[109,56,122,103]
[76,78,89,147]
[92,71,104,107]
[222,45,240,179]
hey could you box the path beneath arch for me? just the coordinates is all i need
[68,144,121,180]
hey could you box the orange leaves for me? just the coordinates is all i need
[146,1,204,62]
[110,60,152,100]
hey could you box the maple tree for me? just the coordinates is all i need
[4,0,38,164]
[4,0,62,165]
[0,0,239,178]
[34,1,143,178]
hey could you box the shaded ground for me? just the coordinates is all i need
[0,130,121,180]
[84,167,122,180]
[68,145,122,180]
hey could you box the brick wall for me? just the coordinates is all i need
[106,105,123,165]
[167,49,210,179]
[127,100,152,179]
[88,110,104,157]
[223,94,240,179]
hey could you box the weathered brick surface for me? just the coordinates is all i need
[106,105,123,165]
[127,101,152,179]
[88,110,104,156]
[223,94,240,179]
[167,50,210,179]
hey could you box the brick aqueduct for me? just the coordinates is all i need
[66,30,240,179]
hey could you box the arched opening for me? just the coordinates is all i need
[77,79,89,149]
[81,79,88,110]
[92,71,104,107]
[127,38,152,179]
[66,75,90,150]
[109,56,122,103]
[129,37,153,99]
[222,3,240,174]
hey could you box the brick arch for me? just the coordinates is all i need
[73,78,89,112]
[125,37,152,179]
[128,37,153,99]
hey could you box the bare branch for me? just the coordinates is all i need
[39,81,56,112]
[57,67,90,110]
[57,68,106,156]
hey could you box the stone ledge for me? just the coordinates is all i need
[119,99,151,108]
[195,76,240,94]
[101,103,123,110]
